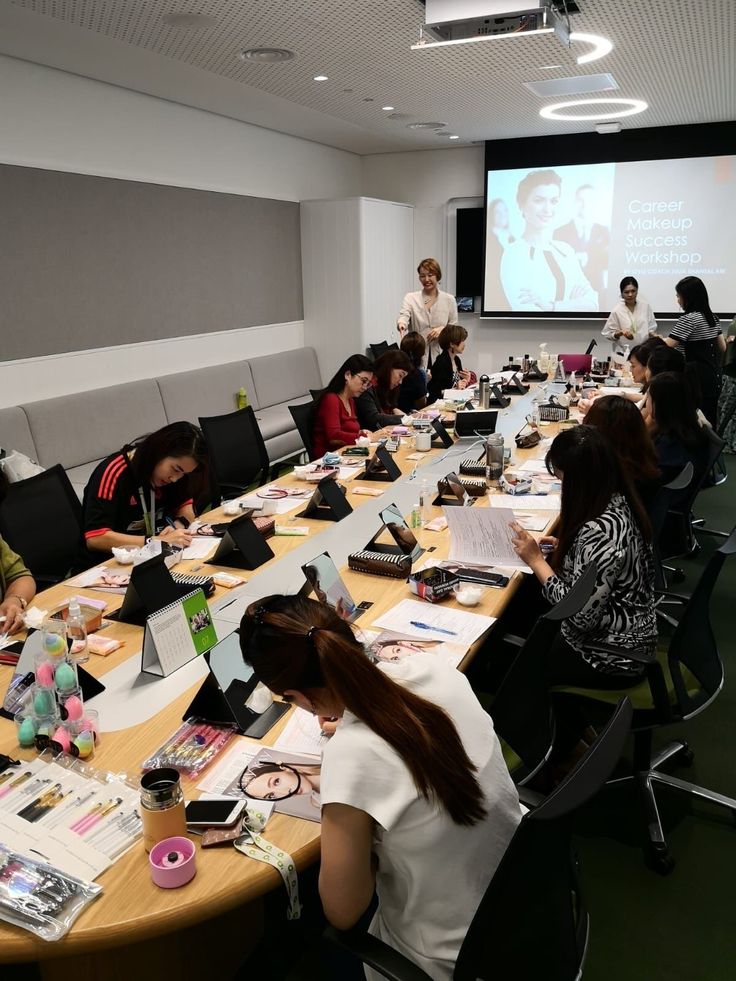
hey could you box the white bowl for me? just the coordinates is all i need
[454,585,483,607]
[112,547,138,565]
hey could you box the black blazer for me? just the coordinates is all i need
[427,351,462,403]
[357,386,399,430]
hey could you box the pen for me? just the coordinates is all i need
[409,620,458,637]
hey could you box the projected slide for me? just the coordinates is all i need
[483,155,735,317]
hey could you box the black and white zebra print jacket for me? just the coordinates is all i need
[542,493,657,674]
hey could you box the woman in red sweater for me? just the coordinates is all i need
[312,354,375,458]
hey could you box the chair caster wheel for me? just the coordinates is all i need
[676,745,695,767]
[647,844,675,875]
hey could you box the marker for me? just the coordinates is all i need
[409,620,458,637]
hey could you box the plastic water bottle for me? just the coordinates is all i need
[236,387,249,410]
[485,433,504,485]
[410,501,422,530]
[66,599,89,665]
[420,479,432,525]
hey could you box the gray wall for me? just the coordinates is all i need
[1,164,302,360]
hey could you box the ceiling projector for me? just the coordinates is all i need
[418,0,572,47]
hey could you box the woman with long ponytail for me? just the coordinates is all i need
[240,595,522,980]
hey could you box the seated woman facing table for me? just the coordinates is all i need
[0,471,37,634]
[312,354,374,459]
[239,594,522,981]
[356,350,412,431]
[82,421,210,556]
[427,324,471,404]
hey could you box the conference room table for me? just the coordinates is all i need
[0,384,569,978]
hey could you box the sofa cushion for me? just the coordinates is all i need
[157,361,259,424]
[255,396,312,443]
[0,407,38,461]
[23,380,168,470]
[249,348,322,410]
[265,428,310,464]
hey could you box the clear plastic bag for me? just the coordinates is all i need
[141,718,238,776]
[0,846,102,941]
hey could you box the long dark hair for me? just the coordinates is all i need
[584,396,659,485]
[646,345,701,405]
[373,350,413,411]
[545,426,650,568]
[240,595,487,826]
[321,354,374,401]
[619,275,639,294]
[676,276,718,331]
[128,421,209,497]
[648,372,707,450]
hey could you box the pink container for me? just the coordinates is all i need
[149,836,196,888]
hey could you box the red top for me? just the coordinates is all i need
[313,392,360,458]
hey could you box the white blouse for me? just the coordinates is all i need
[397,290,458,364]
[321,655,522,980]
[500,239,598,312]
[602,298,657,348]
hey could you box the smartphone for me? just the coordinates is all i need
[184,798,246,828]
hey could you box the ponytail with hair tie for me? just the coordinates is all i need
[241,595,487,827]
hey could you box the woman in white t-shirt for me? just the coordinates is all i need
[239,595,522,981]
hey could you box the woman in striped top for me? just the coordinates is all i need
[665,276,725,427]
[510,426,657,686]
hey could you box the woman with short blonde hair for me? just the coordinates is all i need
[397,258,459,367]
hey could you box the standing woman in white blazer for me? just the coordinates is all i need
[602,276,658,349]
[397,258,458,368]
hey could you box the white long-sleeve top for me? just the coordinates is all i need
[602,298,657,347]
[500,238,598,312]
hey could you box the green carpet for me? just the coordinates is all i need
[576,455,736,981]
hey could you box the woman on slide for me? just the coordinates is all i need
[500,170,599,313]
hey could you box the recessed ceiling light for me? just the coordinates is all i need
[407,121,447,130]
[162,12,218,31]
[448,135,460,140]
[382,106,395,111]
[239,47,295,63]
[540,98,647,121]
[313,74,329,82]
[569,33,614,65]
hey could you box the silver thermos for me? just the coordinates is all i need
[478,374,490,409]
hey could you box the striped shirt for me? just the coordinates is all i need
[542,494,657,674]
[669,311,722,352]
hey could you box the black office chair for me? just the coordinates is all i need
[660,427,725,561]
[288,402,317,462]
[309,388,324,403]
[198,407,270,501]
[369,341,398,359]
[325,699,632,981]
[0,464,89,587]
[491,563,598,787]
[552,524,736,874]
[648,462,694,594]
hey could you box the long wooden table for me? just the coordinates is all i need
[0,395,563,976]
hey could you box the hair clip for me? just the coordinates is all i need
[252,605,267,625]
[306,626,319,645]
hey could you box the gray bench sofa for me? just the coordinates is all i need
[0,347,322,498]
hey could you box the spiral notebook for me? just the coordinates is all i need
[141,589,217,678]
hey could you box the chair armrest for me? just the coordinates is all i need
[323,926,433,981]
[499,632,525,649]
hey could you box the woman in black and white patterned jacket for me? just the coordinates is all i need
[510,425,657,688]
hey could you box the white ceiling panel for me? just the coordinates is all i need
[0,0,733,153]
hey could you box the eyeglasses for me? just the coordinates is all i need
[354,375,373,387]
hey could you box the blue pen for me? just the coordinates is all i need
[410,620,458,637]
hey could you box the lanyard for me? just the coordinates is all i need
[137,485,156,539]
[234,805,301,920]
